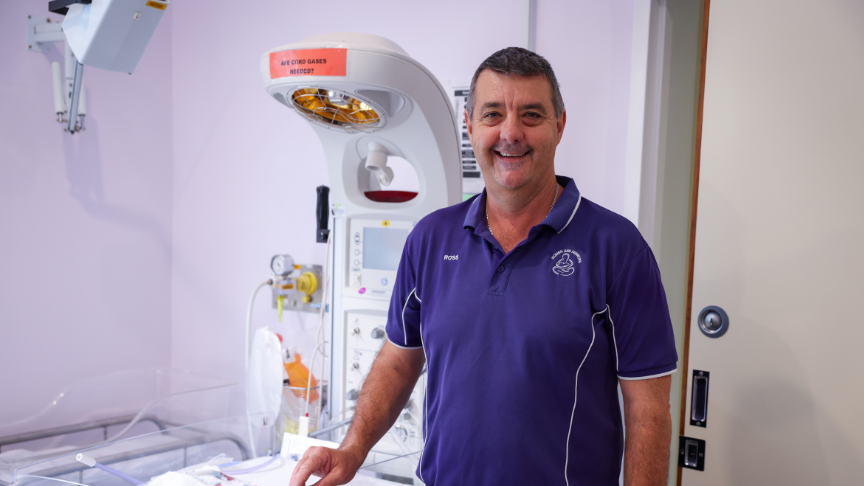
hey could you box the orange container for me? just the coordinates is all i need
[284,353,319,401]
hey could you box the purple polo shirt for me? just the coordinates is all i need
[385,176,677,485]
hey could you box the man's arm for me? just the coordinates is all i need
[620,375,672,486]
[289,341,426,486]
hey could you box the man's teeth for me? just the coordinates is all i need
[498,151,527,158]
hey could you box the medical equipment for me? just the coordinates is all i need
[0,369,237,486]
[10,414,276,486]
[451,86,485,197]
[10,415,416,486]
[259,32,462,483]
[75,453,145,485]
[27,0,168,133]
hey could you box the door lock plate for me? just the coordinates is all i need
[678,436,706,471]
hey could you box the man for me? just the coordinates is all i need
[291,48,678,486]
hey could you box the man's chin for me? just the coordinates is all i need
[489,171,532,190]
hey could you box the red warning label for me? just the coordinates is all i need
[269,48,347,78]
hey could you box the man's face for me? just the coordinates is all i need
[466,70,566,191]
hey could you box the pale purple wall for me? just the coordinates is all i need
[168,0,635,391]
[0,4,174,423]
[537,1,636,208]
[0,0,636,424]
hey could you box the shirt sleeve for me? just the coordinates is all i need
[606,245,678,380]
[385,235,423,349]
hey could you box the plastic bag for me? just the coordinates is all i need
[245,327,283,416]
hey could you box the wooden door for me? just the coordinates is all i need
[680,0,864,484]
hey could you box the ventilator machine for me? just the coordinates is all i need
[256,32,462,482]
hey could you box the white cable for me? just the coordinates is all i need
[304,223,332,418]
[246,280,273,371]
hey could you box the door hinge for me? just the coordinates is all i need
[678,436,706,471]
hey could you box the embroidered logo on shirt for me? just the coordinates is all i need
[443,255,459,261]
[551,249,581,276]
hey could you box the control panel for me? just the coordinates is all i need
[346,218,414,300]
[342,311,423,458]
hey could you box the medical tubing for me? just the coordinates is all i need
[93,463,145,485]
[358,450,422,470]
[103,383,236,443]
[387,427,418,466]
[221,454,281,475]
[305,224,332,417]
[246,280,273,370]
[308,416,352,438]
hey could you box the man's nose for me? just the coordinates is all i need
[498,112,525,145]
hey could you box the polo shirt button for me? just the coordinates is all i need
[497,265,505,272]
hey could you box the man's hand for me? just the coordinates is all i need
[289,445,364,486]
[620,375,673,486]
[289,341,425,486]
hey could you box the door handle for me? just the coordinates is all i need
[698,305,729,337]
[690,370,710,427]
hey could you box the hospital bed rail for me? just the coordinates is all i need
[0,415,170,454]
[8,413,275,486]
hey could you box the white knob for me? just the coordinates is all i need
[365,142,393,186]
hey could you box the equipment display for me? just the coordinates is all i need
[363,227,410,271]
[261,32,462,484]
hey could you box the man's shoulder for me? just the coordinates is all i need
[575,197,647,251]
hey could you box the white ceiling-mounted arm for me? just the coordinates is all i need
[27,0,168,134]
[27,16,85,132]
[364,142,394,187]
[51,61,66,119]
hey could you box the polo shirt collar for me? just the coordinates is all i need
[463,176,582,236]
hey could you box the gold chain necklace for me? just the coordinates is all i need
[486,183,559,237]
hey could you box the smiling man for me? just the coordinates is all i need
[291,48,678,486]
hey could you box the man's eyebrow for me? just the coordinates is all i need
[478,101,549,113]
[521,103,548,113]
[479,101,503,111]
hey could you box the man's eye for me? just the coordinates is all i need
[525,112,541,118]
[483,112,499,118]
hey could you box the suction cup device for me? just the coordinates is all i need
[364,142,393,187]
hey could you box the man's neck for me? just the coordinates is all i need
[486,175,561,253]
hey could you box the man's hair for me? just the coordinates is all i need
[467,47,565,119]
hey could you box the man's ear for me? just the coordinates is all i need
[556,109,567,144]
[464,109,472,139]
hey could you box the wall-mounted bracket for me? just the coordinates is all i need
[272,264,325,315]
[26,15,64,52]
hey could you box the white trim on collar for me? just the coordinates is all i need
[558,193,583,234]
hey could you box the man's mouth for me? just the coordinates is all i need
[495,150,530,158]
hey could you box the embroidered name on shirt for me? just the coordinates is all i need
[443,255,459,261]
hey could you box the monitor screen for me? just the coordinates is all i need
[363,227,410,271]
